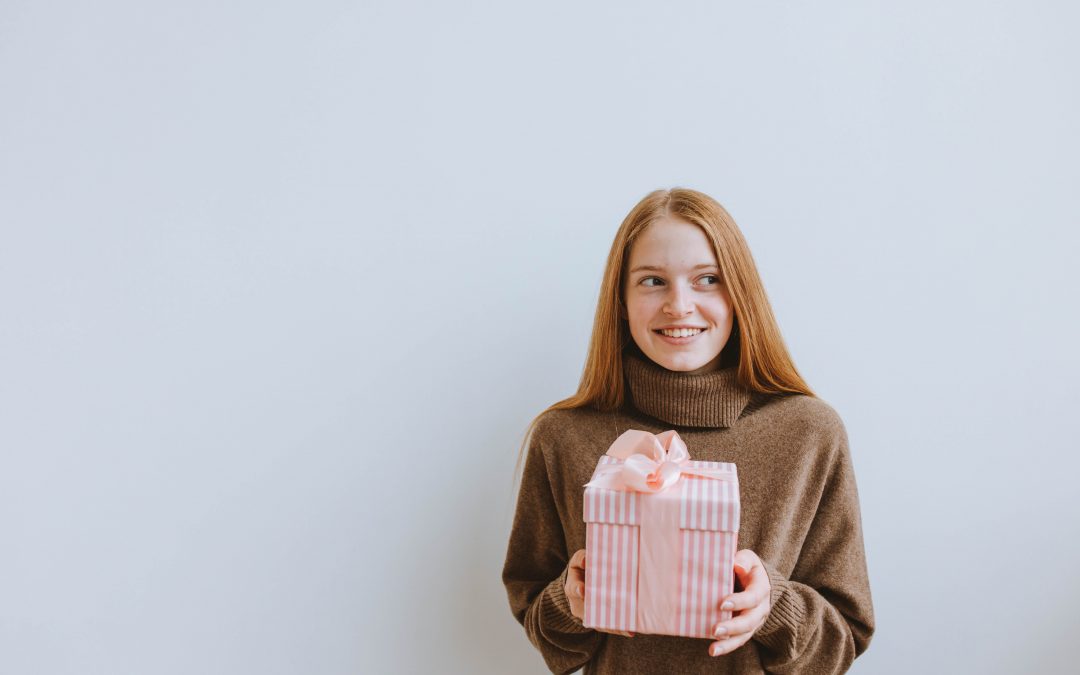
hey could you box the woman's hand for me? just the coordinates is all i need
[709,549,772,657]
[565,549,633,638]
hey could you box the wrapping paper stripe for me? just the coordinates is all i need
[584,522,638,632]
[678,527,736,637]
[686,459,736,472]
[583,484,641,526]
[680,474,739,532]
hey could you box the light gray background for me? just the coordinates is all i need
[2,1,1077,673]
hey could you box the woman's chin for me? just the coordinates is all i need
[648,352,715,373]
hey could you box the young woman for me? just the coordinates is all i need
[502,188,875,674]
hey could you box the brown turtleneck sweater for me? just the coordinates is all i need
[502,353,874,674]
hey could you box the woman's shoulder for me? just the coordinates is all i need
[756,391,848,443]
[735,393,852,474]
[530,405,618,454]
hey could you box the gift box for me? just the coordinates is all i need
[582,429,740,639]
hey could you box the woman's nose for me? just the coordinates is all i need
[664,285,693,315]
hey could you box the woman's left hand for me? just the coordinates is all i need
[709,549,772,657]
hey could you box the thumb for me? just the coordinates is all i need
[732,550,757,578]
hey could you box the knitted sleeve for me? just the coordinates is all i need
[750,417,875,673]
[502,422,603,674]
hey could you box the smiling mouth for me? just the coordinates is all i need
[653,328,707,339]
[653,328,706,334]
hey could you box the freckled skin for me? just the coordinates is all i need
[625,217,735,374]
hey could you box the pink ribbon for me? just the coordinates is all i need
[585,429,730,493]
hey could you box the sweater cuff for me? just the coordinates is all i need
[540,566,593,634]
[752,559,806,650]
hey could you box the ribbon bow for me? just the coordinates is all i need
[584,429,729,493]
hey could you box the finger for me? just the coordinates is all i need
[732,549,766,584]
[709,633,751,657]
[732,557,763,585]
[724,568,769,611]
[569,549,586,570]
[565,565,585,599]
[732,548,756,569]
[567,565,584,586]
[565,579,585,599]
[719,586,769,614]
[712,608,765,639]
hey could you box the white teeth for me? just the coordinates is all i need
[659,328,703,338]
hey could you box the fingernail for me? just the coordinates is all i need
[721,601,734,610]
[711,644,723,656]
[714,626,727,637]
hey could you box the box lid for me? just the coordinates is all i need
[584,456,739,532]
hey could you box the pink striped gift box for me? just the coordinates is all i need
[582,454,740,639]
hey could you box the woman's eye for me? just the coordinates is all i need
[639,275,720,287]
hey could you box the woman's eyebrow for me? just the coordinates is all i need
[629,263,719,273]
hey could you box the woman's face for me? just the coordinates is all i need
[624,217,735,373]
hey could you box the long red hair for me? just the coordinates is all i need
[514,187,814,482]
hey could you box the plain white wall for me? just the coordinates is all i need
[2,1,1077,673]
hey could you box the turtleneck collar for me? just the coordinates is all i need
[622,351,752,428]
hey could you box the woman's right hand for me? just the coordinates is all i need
[565,549,633,638]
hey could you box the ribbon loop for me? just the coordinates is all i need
[584,429,729,493]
